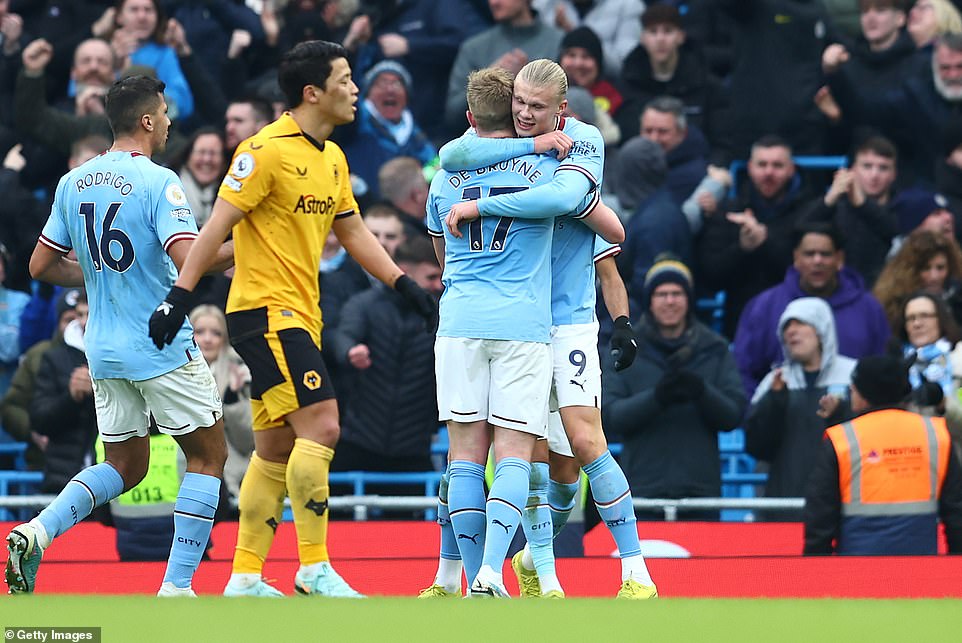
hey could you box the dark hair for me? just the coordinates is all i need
[894,291,962,345]
[278,40,349,108]
[114,0,167,43]
[793,221,846,251]
[362,201,403,221]
[853,134,897,161]
[167,126,226,175]
[641,4,683,30]
[105,75,166,137]
[230,95,274,125]
[859,0,907,13]
[395,235,438,266]
[751,134,794,156]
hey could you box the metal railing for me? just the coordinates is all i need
[0,494,804,522]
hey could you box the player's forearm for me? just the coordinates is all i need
[205,240,235,274]
[174,216,233,292]
[580,201,625,244]
[597,258,629,320]
[439,132,534,171]
[30,256,84,287]
[336,218,404,286]
[477,171,590,219]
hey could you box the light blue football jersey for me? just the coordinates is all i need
[426,153,561,343]
[436,117,609,326]
[550,223,620,325]
[39,151,199,380]
[440,117,605,220]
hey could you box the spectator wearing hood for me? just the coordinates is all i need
[613,137,692,314]
[734,222,890,399]
[804,353,962,555]
[336,60,436,200]
[745,297,857,519]
[602,257,745,510]
[620,4,732,165]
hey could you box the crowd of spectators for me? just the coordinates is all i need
[2,0,962,542]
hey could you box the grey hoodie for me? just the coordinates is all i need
[752,297,857,404]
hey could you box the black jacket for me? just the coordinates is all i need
[620,43,733,165]
[29,340,97,493]
[696,174,817,338]
[801,194,897,288]
[804,428,962,554]
[330,285,438,459]
[718,0,837,157]
[602,319,746,498]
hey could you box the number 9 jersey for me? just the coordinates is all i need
[39,150,199,381]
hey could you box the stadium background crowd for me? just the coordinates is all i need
[2,0,962,556]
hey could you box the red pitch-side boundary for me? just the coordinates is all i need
[3,521,960,598]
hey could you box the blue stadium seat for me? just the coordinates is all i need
[0,470,43,521]
[728,155,848,199]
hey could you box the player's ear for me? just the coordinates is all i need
[143,113,153,132]
[466,110,477,130]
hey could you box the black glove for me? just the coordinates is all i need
[654,371,683,407]
[148,285,194,349]
[673,370,705,401]
[610,316,637,371]
[395,274,438,332]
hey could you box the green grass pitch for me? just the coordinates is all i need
[2,597,961,642]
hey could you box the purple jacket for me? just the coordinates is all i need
[734,266,890,398]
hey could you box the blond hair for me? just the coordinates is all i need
[932,0,962,36]
[516,58,568,102]
[466,67,515,132]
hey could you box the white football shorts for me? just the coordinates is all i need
[93,357,223,443]
[544,409,573,458]
[435,336,552,437]
[549,322,602,412]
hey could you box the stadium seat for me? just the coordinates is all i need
[727,155,848,199]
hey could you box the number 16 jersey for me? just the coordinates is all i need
[39,151,199,381]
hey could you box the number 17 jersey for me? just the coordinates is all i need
[39,151,199,381]
[427,152,563,343]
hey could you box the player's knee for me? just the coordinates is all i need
[570,432,606,464]
[110,458,149,492]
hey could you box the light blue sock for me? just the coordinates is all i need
[447,460,487,585]
[584,451,641,559]
[548,479,580,539]
[163,473,220,589]
[481,457,530,573]
[438,469,460,562]
[521,463,556,586]
[35,463,124,543]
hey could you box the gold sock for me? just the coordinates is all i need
[286,438,334,566]
[232,453,287,574]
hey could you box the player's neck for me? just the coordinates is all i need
[110,134,153,157]
[289,107,334,144]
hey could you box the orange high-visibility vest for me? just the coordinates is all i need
[825,409,951,517]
